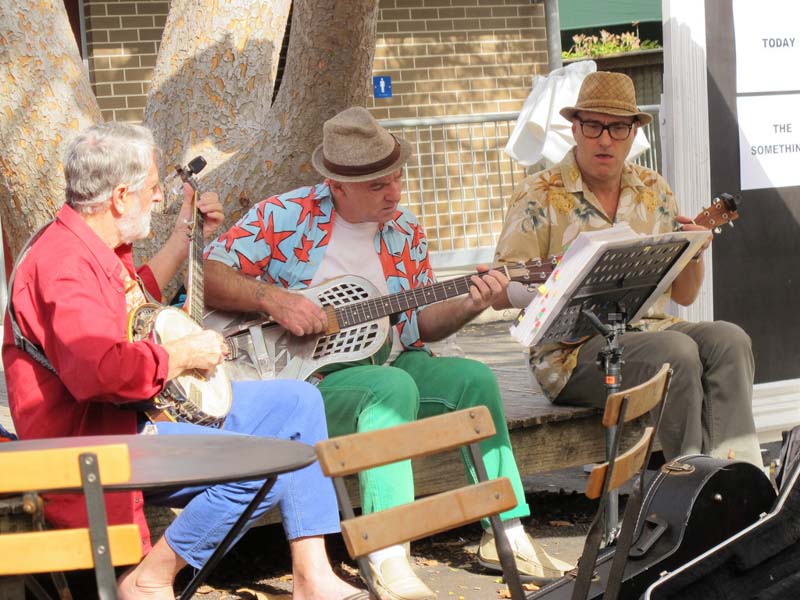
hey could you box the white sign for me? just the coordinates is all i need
[733,0,800,93]
[737,94,800,190]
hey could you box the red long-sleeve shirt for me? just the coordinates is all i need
[2,204,170,551]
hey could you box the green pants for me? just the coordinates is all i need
[317,350,530,523]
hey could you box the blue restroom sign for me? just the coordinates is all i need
[373,76,392,98]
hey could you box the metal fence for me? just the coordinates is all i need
[382,104,661,269]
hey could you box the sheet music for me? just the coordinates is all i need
[511,225,709,348]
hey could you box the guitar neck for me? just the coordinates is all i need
[333,261,554,328]
[333,272,488,329]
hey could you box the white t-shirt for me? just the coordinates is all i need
[310,215,404,361]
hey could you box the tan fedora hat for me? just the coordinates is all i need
[312,107,413,182]
[559,71,652,126]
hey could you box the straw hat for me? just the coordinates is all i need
[559,71,652,126]
[312,107,413,182]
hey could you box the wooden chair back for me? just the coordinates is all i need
[316,406,527,600]
[0,443,142,599]
[566,364,673,600]
[601,363,671,427]
[585,427,654,500]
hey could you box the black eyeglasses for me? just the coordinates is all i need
[577,119,635,141]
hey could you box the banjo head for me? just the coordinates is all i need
[152,307,233,421]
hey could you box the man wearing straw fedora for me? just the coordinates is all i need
[494,71,762,469]
[204,107,573,599]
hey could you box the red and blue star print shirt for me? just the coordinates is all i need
[204,181,435,352]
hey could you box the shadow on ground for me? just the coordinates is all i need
[172,488,598,599]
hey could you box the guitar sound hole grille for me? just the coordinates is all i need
[318,282,371,308]
[312,323,381,359]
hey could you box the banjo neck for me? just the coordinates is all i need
[176,159,207,325]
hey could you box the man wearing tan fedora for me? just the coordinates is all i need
[204,106,573,598]
[495,71,762,468]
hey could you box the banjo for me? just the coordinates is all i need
[128,156,232,427]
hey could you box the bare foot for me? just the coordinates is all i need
[117,565,176,600]
[292,574,366,600]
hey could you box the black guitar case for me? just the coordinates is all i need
[642,434,800,600]
[530,455,776,600]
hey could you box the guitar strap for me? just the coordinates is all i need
[7,221,58,374]
[248,323,273,377]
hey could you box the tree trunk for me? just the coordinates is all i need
[0,0,101,258]
[144,0,291,175]
[0,0,378,267]
[140,0,378,284]
[204,0,379,218]
[142,0,292,261]
[263,0,379,194]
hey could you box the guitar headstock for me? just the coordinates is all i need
[694,192,739,233]
[503,257,558,284]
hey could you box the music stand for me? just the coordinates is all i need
[511,225,708,546]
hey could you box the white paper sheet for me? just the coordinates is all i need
[737,94,800,191]
[733,0,800,94]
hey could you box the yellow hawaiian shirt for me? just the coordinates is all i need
[494,148,681,400]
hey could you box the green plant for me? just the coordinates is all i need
[562,29,660,59]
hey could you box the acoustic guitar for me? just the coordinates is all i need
[205,259,557,382]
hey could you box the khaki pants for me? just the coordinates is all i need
[554,320,762,467]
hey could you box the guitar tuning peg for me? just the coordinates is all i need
[713,227,721,234]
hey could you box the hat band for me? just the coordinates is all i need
[322,137,401,177]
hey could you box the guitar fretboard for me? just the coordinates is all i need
[333,262,550,329]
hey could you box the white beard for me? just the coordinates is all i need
[118,204,152,244]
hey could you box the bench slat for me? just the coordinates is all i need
[317,407,495,477]
[585,427,654,499]
[341,478,517,558]
[0,524,142,574]
[0,444,131,493]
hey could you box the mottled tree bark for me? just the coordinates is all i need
[0,0,101,257]
[144,0,378,238]
[263,0,379,194]
[144,0,291,179]
[0,0,379,270]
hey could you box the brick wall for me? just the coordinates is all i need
[368,1,547,256]
[368,0,547,120]
[82,0,547,124]
[83,0,167,122]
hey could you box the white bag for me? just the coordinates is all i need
[505,60,651,166]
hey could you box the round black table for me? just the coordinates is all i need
[0,433,316,490]
[0,433,317,599]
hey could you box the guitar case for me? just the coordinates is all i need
[531,455,776,600]
[642,432,800,600]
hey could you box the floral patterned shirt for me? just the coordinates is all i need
[494,148,680,400]
[205,181,435,353]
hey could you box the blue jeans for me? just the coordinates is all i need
[146,379,341,569]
